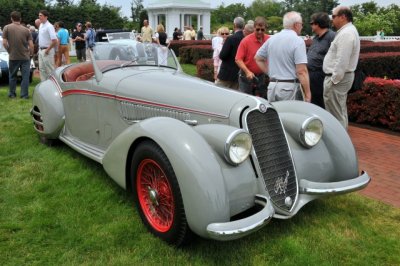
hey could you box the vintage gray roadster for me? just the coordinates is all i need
[31,41,370,245]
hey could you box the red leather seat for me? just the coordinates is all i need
[63,63,94,82]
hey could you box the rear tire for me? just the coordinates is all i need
[131,140,192,246]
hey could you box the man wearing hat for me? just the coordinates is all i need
[71,22,86,62]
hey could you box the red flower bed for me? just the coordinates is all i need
[348,77,400,131]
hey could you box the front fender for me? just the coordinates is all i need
[31,78,64,139]
[102,117,230,238]
[273,101,359,183]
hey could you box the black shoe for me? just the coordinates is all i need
[20,96,29,99]
[8,95,16,99]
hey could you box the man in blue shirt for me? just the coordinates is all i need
[55,21,70,66]
[85,21,96,52]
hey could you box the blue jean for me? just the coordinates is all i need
[9,60,30,98]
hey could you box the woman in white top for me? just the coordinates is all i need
[212,27,229,82]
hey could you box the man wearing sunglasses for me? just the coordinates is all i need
[255,11,311,102]
[235,16,269,97]
[323,6,360,129]
[307,12,335,108]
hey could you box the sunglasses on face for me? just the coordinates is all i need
[332,15,338,19]
[255,28,265,32]
[221,33,229,35]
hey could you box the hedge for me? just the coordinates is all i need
[196,59,214,82]
[359,52,400,79]
[179,45,213,64]
[169,40,211,57]
[348,77,400,131]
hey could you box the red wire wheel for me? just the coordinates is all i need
[136,159,174,232]
[131,140,192,245]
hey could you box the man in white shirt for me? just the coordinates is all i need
[38,10,58,81]
[323,6,360,129]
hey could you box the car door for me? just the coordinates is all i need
[62,78,100,145]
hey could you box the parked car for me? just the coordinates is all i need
[30,42,371,246]
[0,37,35,83]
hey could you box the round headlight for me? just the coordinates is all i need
[225,130,252,165]
[300,117,323,148]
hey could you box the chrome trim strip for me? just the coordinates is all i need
[299,171,371,195]
[206,195,274,241]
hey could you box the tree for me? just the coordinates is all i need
[55,0,72,7]
[131,0,144,22]
[247,0,284,19]
[280,0,339,35]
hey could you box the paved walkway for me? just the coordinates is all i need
[349,124,400,208]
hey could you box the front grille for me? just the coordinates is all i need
[246,108,297,212]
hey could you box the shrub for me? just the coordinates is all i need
[196,59,214,82]
[348,77,400,131]
[179,45,213,64]
[359,52,400,79]
[169,40,211,57]
[360,41,400,53]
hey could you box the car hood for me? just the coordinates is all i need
[115,69,250,119]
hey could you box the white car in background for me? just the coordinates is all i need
[0,36,35,83]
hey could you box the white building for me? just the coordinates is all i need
[146,0,212,37]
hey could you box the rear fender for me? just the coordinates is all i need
[31,78,64,139]
[102,117,230,237]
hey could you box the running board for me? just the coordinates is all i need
[59,135,105,163]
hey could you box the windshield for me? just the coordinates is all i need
[92,40,179,71]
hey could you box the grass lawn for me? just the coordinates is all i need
[0,66,399,265]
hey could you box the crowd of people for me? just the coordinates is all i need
[212,6,360,130]
[1,10,96,99]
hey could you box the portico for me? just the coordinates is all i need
[146,0,212,37]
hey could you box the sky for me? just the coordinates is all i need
[98,0,399,18]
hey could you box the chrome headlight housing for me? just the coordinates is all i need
[225,130,252,165]
[300,117,323,148]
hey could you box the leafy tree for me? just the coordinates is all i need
[248,0,284,19]
[55,0,72,7]
[211,3,248,27]
[131,0,144,23]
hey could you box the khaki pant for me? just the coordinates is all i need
[323,72,354,129]
[38,49,55,81]
[56,45,70,67]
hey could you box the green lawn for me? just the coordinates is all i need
[0,70,399,265]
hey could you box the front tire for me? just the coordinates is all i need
[131,140,192,246]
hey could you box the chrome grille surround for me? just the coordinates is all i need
[244,106,298,213]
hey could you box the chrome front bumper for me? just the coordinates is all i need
[299,171,371,195]
[206,195,274,241]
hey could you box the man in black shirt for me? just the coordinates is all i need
[307,12,335,108]
[71,22,86,62]
[172,27,182,40]
[216,17,244,89]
